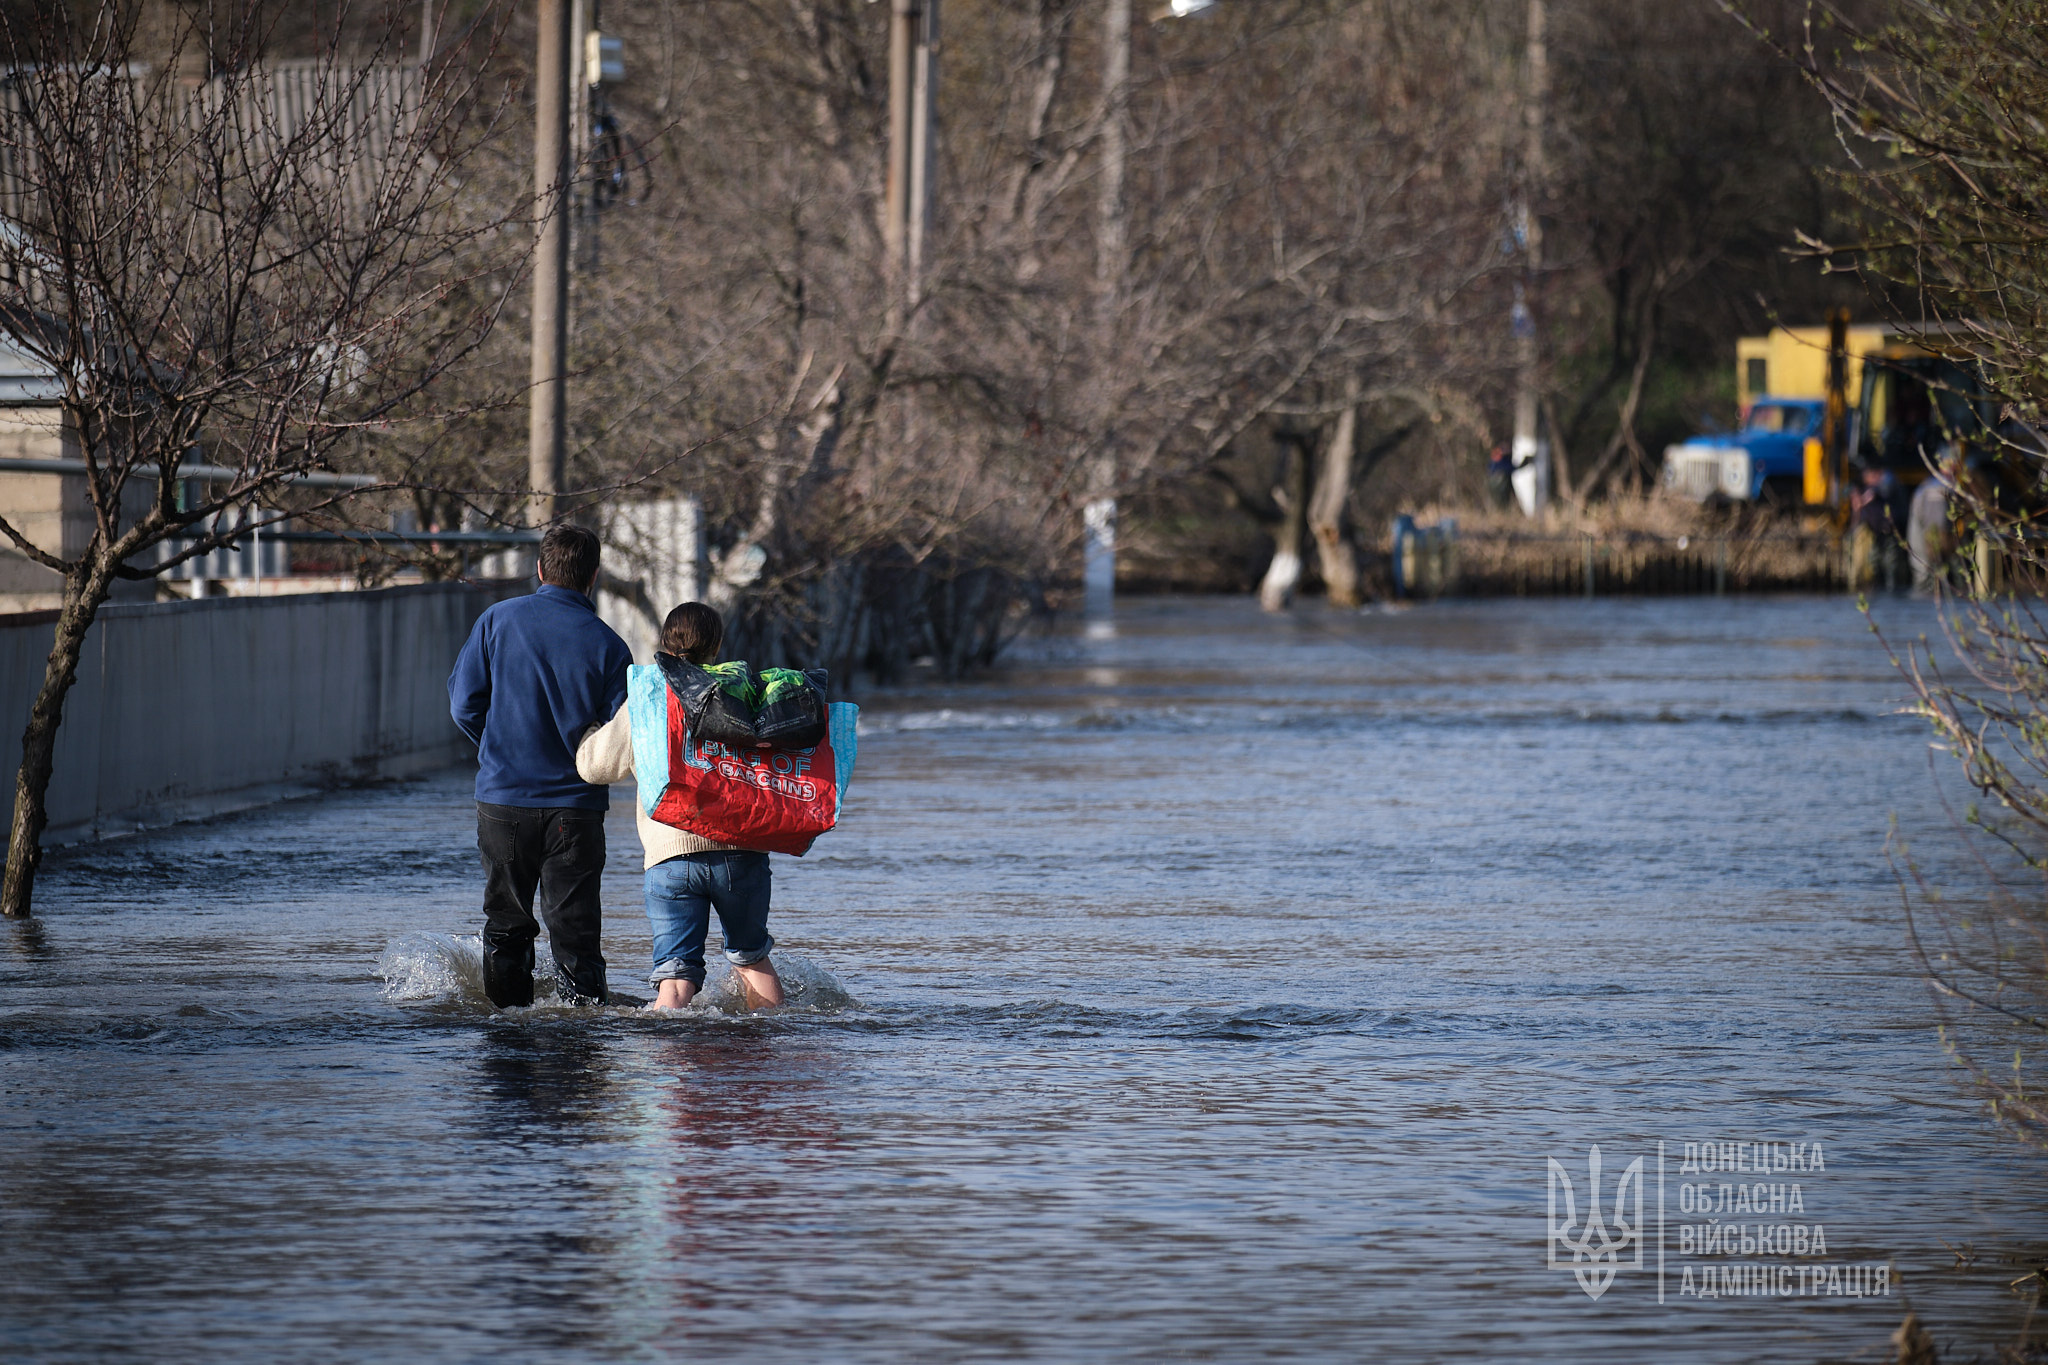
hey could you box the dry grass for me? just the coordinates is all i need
[1403,493,1846,596]
[1412,490,1819,539]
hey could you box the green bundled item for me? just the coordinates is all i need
[755,668,829,747]
[654,655,830,751]
[701,661,761,707]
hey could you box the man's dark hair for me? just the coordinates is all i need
[661,602,724,664]
[538,524,601,592]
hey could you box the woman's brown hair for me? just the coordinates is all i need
[660,602,724,664]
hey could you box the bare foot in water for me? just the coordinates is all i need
[649,979,697,1011]
[733,958,785,1010]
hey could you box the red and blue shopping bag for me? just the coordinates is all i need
[626,664,857,856]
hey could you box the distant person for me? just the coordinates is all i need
[1486,443,1514,509]
[447,525,631,1008]
[576,602,786,1012]
[1848,464,1905,590]
[1907,450,1959,597]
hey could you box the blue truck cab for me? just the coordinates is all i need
[1659,398,1824,502]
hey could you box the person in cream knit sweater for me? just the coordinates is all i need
[576,603,786,1011]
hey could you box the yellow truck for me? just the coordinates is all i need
[1663,321,1885,504]
[1735,325,1893,414]
[1664,318,2000,507]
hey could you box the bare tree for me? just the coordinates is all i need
[1881,604,2048,1147]
[1778,0,2048,409]
[1780,0,2048,1147]
[1539,0,1852,502]
[498,0,1506,657]
[1130,0,1508,600]
[1306,398,1362,606]
[0,0,515,919]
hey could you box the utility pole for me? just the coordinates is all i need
[1096,0,1129,319]
[907,0,939,308]
[1509,0,1548,518]
[884,0,937,316]
[1085,0,1131,625]
[571,0,592,273]
[529,0,572,528]
[884,0,917,308]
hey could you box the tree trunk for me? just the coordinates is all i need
[1307,400,1362,607]
[1259,436,1309,613]
[3,558,117,919]
[1569,313,1657,504]
[1542,394,1576,503]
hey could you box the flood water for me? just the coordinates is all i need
[3,595,2045,1363]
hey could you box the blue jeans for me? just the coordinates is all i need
[644,851,774,987]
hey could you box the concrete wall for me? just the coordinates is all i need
[0,581,511,845]
[597,495,705,663]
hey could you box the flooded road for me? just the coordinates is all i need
[3,595,2044,1362]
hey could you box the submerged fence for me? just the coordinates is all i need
[1392,524,1847,598]
[0,581,509,845]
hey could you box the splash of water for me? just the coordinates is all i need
[378,931,484,1001]
[376,931,564,1007]
[660,951,857,1016]
[376,933,854,1014]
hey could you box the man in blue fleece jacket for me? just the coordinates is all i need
[448,525,632,1007]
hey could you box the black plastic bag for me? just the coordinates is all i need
[655,654,762,749]
[655,655,830,751]
[754,668,830,750]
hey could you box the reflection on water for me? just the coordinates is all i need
[4,914,49,961]
[1,595,2045,1363]
[476,1027,618,1133]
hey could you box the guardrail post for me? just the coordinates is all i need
[1582,535,1594,599]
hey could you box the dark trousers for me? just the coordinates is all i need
[476,802,609,1007]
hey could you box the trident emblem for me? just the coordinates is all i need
[1547,1145,1644,1300]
